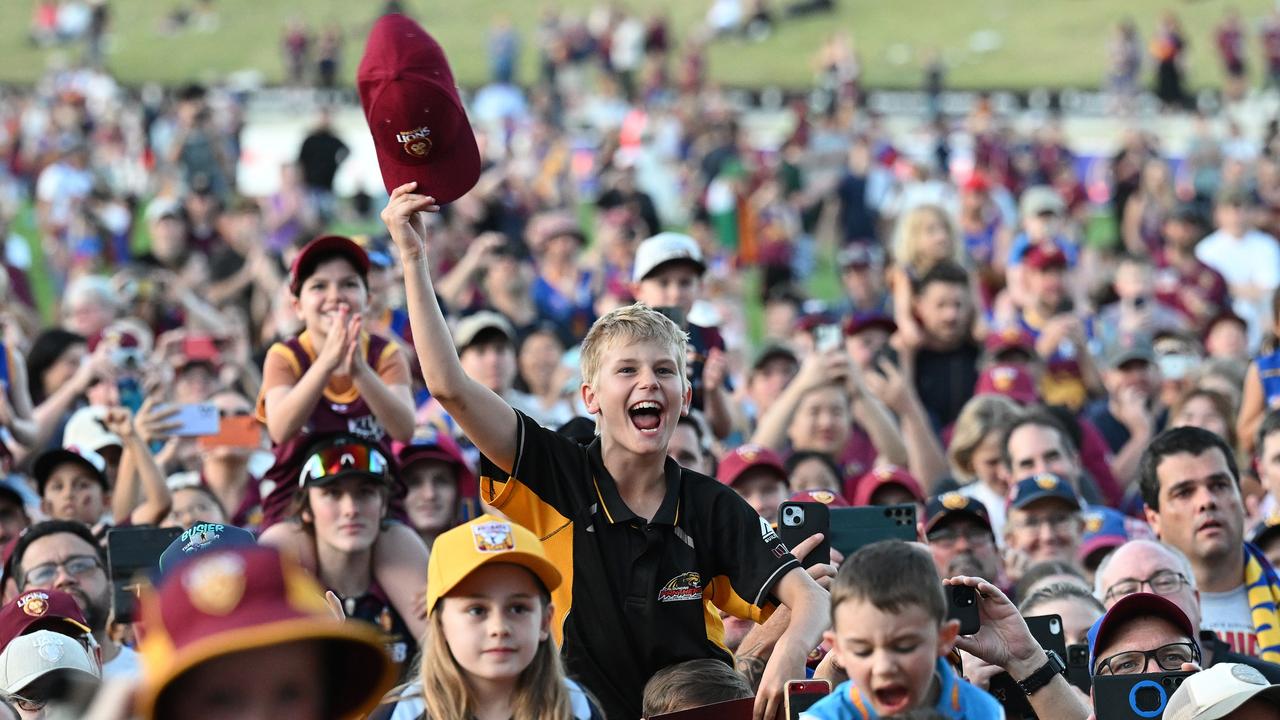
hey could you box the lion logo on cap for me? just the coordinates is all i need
[18,592,49,618]
[992,366,1017,391]
[941,493,968,510]
[34,634,64,664]
[396,126,433,159]
[737,445,761,462]
[1084,513,1104,534]
[809,490,836,505]
[183,554,247,616]
[473,521,515,553]
[1034,474,1060,490]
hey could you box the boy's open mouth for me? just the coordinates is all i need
[628,400,664,434]
[873,685,910,713]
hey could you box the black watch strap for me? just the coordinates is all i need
[1016,650,1066,697]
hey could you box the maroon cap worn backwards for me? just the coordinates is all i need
[0,589,92,652]
[358,14,481,205]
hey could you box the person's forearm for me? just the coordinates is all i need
[750,380,810,451]
[109,444,139,524]
[1007,651,1091,720]
[703,384,733,440]
[734,608,789,691]
[266,363,333,444]
[6,417,37,449]
[1111,426,1152,488]
[352,372,414,442]
[372,524,429,642]
[852,393,909,467]
[771,581,829,670]
[126,436,172,525]
[401,252,474,403]
[32,381,88,448]
[433,253,481,310]
[1077,350,1105,396]
[896,395,949,492]
[178,289,232,334]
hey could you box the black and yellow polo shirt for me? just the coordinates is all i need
[480,411,800,720]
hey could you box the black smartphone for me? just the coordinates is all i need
[946,585,980,636]
[1065,643,1091,694]
[988,614,1067,719]
[828,504,917,557]
[1094,671,1193,720]
[777,502,830,568]
[106,526,183,623]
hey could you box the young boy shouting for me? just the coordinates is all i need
[384,184,828,720]
[804,541,1002,719]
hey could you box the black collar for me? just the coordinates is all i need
[586,438,683,525]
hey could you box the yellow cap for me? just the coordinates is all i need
[426,515,562,613]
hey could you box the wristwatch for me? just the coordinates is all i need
[1016,650,1066,697]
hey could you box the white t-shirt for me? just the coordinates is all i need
[102,644,141,681]
[1199,584,1259,657]
[1195,228,1280,347]
[957,481,1008,544]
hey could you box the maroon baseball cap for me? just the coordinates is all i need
[975,364,1039,405]
[851,465,925,507]
[358,14,481,204]
[0,589,92,652]
[289,235,371,295]
[984,327,1036,358]
[717,445,788,487]
[843,312,897,337]
[1088,592,1197,676]
[1022,244,1069,271]
[392,428,475,498]
[789,489,850,508]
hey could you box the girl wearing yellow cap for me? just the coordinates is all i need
[376,515,602,720]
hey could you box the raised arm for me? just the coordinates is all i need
[383,183,520,472]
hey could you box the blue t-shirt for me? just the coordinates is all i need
[800,658,1005,720]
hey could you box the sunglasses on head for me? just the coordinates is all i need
[298,443,389,488]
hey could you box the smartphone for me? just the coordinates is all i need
[1094,671,1193,720]
[198,415,262,451]
[777,502,831,568]
[106,526,184,623]
[650,697,754,719]
[988,614,1067,719]
[946,585,980,636]
[182,335,220,363]
[163,403,220,437]
[828,504,917,557]
[1065,643,1091,694]
[116,376,144,414]
[814,324,843,353]
[785,679,831,720]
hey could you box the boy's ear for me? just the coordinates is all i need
[680,380,692,417]
[581,381,600,417]
[937,618,961,657]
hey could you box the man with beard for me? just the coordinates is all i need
[6,521,139,679]
[1141,427,1280,664]
[923,492,1004,587]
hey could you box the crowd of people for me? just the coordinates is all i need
[9,2,1280,720]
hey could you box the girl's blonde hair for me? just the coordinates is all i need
[419,596,574,720]
[948,394,1021,481]
[892,204,962,272]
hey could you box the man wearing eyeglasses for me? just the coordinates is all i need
[1086,592,1203,712]
[1003,473,1086,579]
[922,492,1005,586]
[1095,539,1280,682]
[4,521,139,681]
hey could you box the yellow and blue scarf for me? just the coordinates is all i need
[1243,542,1280,664]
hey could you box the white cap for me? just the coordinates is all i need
[632,232,705,283]
[0,630,100,695]
[1164,663,1280,720]
[63,406,122,453]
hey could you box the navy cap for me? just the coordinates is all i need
[1087,592,1197,677]
[1250,514,1280,549]
[157,522,256,581]
[924,492,993,535]
[1007,473,1083,512]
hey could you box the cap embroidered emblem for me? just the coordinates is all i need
[1085,514,1103,533]
[396,126,432,158]
[1034,474,1059,490]
[18,592,49,617]
[182,523,225,554]
[183,553,247,616]
[738,446,760,462]
[810,490,835,504]
[942,493,968,510]
[1231,663,1268,685]
[34,634,64,664]
[472,521,515,553]
[993,367,1017,391]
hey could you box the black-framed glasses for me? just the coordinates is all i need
[1094,642,1200,676]
[6,693,44,712]
[21,555,102,589]
[1102,570,1189,603]
[927,526,993,548]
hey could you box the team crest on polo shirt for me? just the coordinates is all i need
[396,126,433,159]
[658,572,703,603]
[1034,474,1059,490]
[473,521,515,553]
[183,553,246,616]
[942,493,968,510]
[18,592,49,618]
